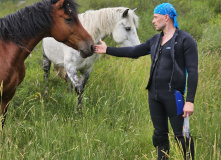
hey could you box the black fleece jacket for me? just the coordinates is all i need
[106,29,198,103]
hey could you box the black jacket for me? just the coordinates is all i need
[106,29,198,103]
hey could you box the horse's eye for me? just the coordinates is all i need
[125,27,131,31]
[65,17,73,22]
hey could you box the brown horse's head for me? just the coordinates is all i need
[50,0,94,58]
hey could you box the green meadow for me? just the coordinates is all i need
[0,0,220,159]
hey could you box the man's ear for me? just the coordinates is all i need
[165,14,170,22]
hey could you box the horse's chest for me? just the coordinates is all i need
[76,59,93,70]
[0,44,26,96]
[1,62,25,96]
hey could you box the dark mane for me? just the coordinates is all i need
[0,0,78,47]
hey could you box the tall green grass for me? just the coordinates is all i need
[0,0,220,159]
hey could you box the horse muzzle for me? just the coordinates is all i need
[80,48,93,58]
[79,39,94,58]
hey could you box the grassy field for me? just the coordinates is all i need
[0,0,221,159]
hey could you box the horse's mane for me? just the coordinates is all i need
[0,0,78,47]
[79,7,139,40]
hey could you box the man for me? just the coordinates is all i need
[94,3,198,160]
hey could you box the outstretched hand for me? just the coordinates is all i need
[94,39,107,54]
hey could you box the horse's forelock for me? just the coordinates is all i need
[63,0,79,22]
[113,8,139,28]
[102,7,139,25]
[129,11,139,28]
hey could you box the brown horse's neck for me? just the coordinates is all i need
[17,32,50,61]
[0,32,50,72]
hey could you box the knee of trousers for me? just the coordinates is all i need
[152,130,169,147]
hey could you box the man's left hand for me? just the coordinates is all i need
[183,102,194,118]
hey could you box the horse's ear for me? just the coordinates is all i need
[51,0,59,4]
[51,0,65,8]
[133,8,138,12]
[122,9,130,18]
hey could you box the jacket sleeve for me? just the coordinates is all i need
[106,39,151,58]
[183,36,198,103]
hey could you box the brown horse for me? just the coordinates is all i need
[0,0,94,127]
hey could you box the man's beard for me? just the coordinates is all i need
[156,24,166,31]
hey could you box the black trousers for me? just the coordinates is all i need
[148,89,194,159]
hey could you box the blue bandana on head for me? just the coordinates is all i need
[154,3,179,29]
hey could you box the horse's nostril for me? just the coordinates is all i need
[91,45,94,53]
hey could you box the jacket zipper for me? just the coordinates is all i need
[155,46,162,100]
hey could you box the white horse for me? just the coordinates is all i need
[42,7,140,106]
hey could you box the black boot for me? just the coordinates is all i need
[157,143,170,160]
